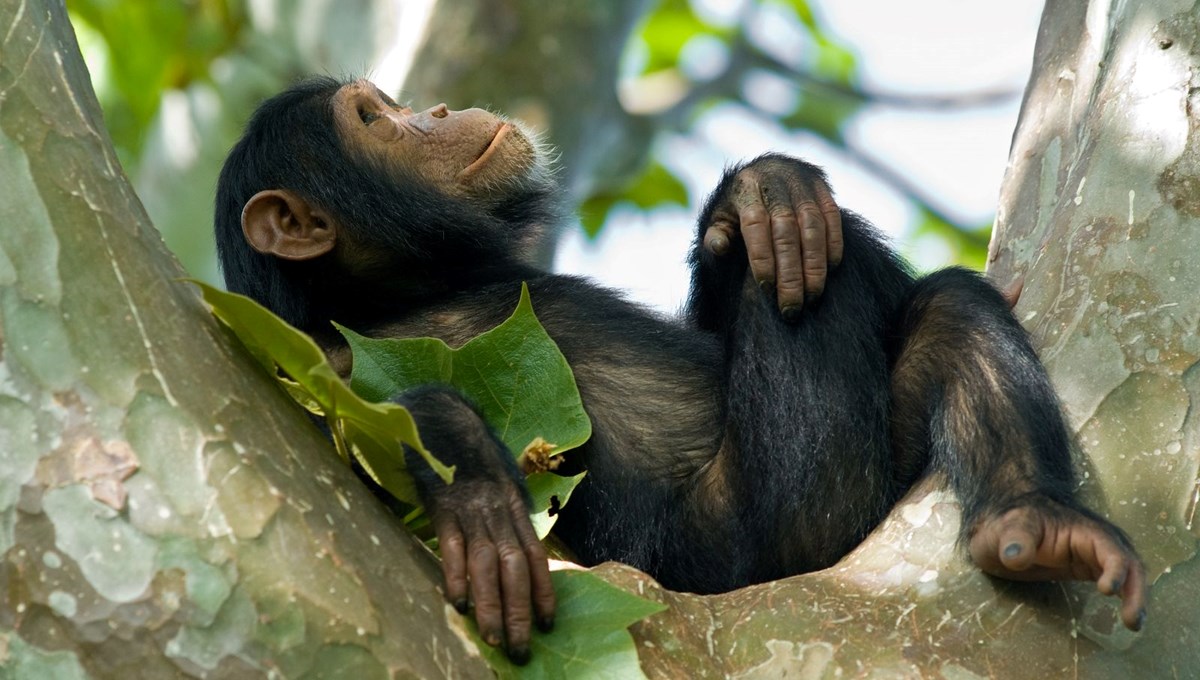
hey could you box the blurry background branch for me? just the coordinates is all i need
[68,0,1026,292]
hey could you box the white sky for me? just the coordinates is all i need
[554,0,1044,314]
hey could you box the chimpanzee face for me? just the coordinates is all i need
[332,80,539,199]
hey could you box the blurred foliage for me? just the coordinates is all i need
[638,0,733,74]
[67,0,246,170]
[69,0,993,277]
[911,208,991,272]
[598,0,991,269]
[580,162,690,238]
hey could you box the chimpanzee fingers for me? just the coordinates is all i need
[433,513,470,613]
[484,509,534,664]
[996,517,1041,572]
[1094,535,1147,631]
[795,202,827,307]
[969,507,1043,573]
[812,180,843,266]
[762,189,805,316]
[510,493,556,633]
[703,221,737,257]
[731,174,776,291]
[462,514,505,649]
[1095,543,1126,596]
[1119,558,1148,632]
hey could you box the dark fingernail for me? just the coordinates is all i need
[758,279,774,294]
[537,615,555,633]
[781,305,801,323]
[1111,576,1124,594]
[1004,543,1022,558]
[1135,608,1146,632]
[453,598,468,614]
[485,632,502,647]
[508,646,531,665]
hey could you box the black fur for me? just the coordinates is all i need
[217,79,1109,596]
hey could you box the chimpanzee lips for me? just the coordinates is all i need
[459,123,511,178]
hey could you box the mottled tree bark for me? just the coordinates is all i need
[0,2,489,676]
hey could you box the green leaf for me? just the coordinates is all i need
[339,283,592,459]
[580,162,689,238]
[813,37,858,83]
[638,0,716,73]
[67,0,245,163]
[579,195,618,239]
[472,570,667,679]
[194,285,652,676]
[908,208,991,272]
[623,162,690,209]
[782,88,861,144]
[528,471,587,539]
[190,281,452,506]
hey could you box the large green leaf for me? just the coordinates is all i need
[191,281,453,506]
[339,282,591,536]
[339,283,592,460]
[196,282,661,677]
[473,570,668,680]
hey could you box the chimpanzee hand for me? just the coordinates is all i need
[969,496,1148,632]
[397,386,555,664]
[425,476,555,665]
[703,155,844,319]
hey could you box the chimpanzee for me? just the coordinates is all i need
[214,77,1146,663]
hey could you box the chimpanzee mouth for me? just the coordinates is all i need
[460,123,511,178]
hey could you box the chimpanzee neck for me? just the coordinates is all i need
[302,259,546,333]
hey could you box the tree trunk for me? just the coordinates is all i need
[1,0,1196,678]
[0,2,490,676]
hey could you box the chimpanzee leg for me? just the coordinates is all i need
[689,210,915,582]
[887,267,1147,630]
[887,267,1076,518]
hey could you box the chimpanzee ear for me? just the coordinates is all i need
[241,189,336,260]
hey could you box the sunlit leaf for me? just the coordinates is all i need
[340,283,592,459]
[580,162,690,238]
[814,37,858,83]
[528,471,587,539]
[638,0,717,73]
[66,0,244,163]
[191,281,452,506]
[471,570,667,680]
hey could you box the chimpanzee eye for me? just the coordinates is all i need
[359,108,379,125]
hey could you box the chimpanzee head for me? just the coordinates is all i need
[215,77,558,330]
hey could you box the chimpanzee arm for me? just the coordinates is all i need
[889,268,1147,631]
[684,155,915,580]
[690,154,844,328]
[395,385,554,665]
